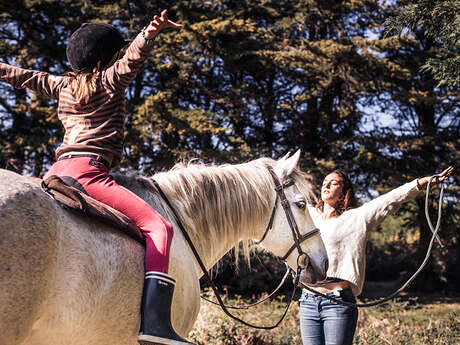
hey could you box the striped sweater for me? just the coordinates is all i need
[0,33,153,167]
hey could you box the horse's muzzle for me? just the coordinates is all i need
[299,256,328,285]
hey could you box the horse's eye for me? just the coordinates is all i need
[295,200,306,209]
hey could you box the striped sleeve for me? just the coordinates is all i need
[0,62,66,99]
[102,33,153,91]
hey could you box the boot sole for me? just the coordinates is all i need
[138,334,194,345]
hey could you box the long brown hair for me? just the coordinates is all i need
[316,169,357,217]
[67,62,102,104]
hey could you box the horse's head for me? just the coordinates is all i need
[257,150,328,285]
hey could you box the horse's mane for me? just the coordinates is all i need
[115,157,316,264]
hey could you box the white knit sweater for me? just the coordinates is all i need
[307,180,421,296]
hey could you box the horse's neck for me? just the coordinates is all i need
[149,161,275,269]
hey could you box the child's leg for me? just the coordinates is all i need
[84,174,173,273]
[45,157,173,273]
[46,156,193,344]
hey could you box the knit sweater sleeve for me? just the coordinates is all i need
[102,33,154,91]
[0,62,66,99]
[359,180,421,230]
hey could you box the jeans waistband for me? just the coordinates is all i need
[58,153,111,169]
[303,287,352,298]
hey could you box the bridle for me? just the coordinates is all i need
[150,165,321,329]
[256,166,320,268]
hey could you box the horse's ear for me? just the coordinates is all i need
[278,151,291,162]
[275,150,301,178]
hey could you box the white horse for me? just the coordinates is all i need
[0,151,328,345]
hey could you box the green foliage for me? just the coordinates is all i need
[352,0,459,291]
[384,0,460,86]
[354,297,459,345]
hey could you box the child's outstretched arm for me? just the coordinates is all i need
[103,9,181,91]
[0,62,66,99]
[143,9,182,40]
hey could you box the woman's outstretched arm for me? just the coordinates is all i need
[359,166,454,229]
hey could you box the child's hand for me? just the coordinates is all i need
[144,9,182,39]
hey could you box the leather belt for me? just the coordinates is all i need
[58,153,111,168]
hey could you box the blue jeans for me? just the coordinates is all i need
[299,288,358,345]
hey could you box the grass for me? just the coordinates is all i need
[188,291,459,345]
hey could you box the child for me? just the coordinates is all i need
[0,9,193,345]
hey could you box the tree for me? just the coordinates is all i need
[384,0,460,86]
[356,0,459,290]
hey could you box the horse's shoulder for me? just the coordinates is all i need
[0,168,41,185]
[0,169,54,210]
[0,170,61,248]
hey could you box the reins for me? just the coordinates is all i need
[150,166,306,329]
[200,262,293,310]
[300,176,446,308]
[151,169,446,323]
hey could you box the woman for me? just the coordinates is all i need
[0,10,193,345]
[299,167,453,345]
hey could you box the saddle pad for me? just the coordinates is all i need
[42,175,145,245]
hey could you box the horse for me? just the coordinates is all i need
[0,151,328,345]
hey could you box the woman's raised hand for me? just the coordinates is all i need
[418,166,454,187]
[144,9,182,39]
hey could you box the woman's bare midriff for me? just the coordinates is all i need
[307,280,351,293]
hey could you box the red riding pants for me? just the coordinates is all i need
[44,156,173,273]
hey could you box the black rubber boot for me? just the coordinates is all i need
[138,271,195,345]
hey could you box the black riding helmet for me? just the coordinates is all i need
[66,23,127,74]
